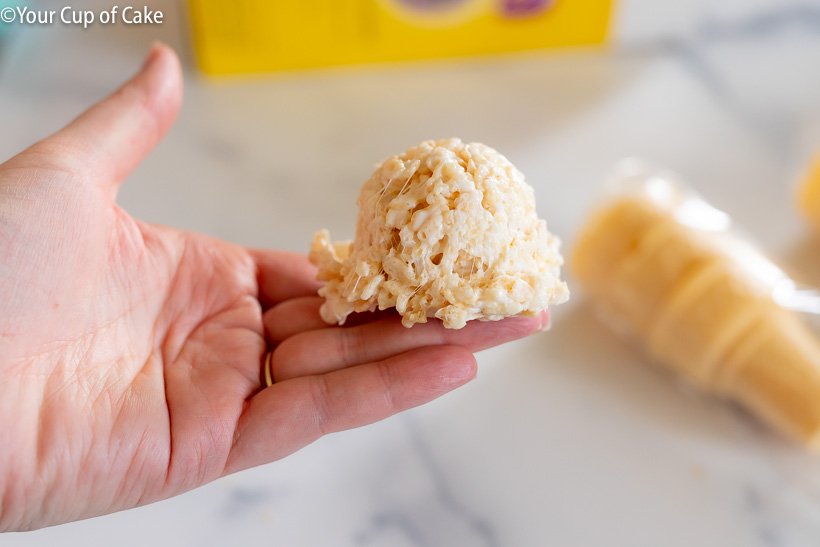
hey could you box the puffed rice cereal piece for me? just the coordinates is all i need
[309,138,569,329]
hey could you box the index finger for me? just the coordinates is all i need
[248,248,322,309]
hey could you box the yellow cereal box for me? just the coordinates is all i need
[188,0,613,75]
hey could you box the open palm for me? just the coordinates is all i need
[0,45,548,531]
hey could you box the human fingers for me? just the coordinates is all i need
[28,43,183,200]
[247,249,322,310]
[341,308,403,327]
[224,345,476,474]
[270,311,548,382]
[263,296,328,344]
[263,297,402,344]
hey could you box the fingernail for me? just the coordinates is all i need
[141,42,165,71]
[443,360,477,386]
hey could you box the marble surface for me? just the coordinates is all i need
[3,0,820,545]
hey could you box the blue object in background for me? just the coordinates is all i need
[0,0,15,39]
[0,0,27,72]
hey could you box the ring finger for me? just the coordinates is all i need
[269,311,548,382]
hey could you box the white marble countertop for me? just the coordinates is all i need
[3,0,820,545]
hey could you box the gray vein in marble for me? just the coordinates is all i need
[220,486,275,520]
[623,3,820,155]
[632,39,774,151]
[696,4,820,42]
[198,136,244,165]
[758,527,783,547]
[404,418,499,547]
[355,416,499,547]
[356,512,427,547]
[743,484,786,547]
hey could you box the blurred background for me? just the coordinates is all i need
[3,1,820,545]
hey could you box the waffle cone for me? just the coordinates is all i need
[572,198,664,293]
[574,190,820,448]
[608,217,718,336]
[798,156,820,233]
[647,263,771,388]
[714,308,820,447]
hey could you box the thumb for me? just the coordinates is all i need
[42,43,183,198]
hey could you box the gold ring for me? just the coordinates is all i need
[264,350,274,387]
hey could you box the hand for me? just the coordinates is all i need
[0,44,549,531]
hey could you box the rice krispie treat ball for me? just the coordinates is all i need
[309,138,569,329]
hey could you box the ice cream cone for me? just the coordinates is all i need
[715,307,820,448]
[572,198,665,294]
[574,189,820,448]
[798,155,820,233]
[646,262,772,388]
[607,217,718,336]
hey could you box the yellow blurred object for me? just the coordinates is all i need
[608,218,715,335]
[646,263,769,388]
[573,190,820,449]
[187,0,612,75]
[717,308,820,446]
[798,155,820,232]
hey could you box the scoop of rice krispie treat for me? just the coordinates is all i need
[310,138,569,329]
